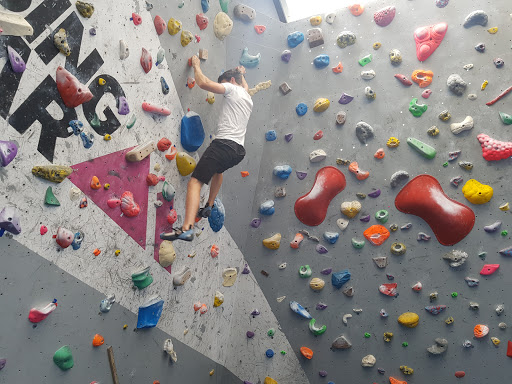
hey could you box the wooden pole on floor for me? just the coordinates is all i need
[107,346,120,384]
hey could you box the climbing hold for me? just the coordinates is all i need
[395,74,412,86]
[309,278,325,291]
[463,10,488,28]
[92,334,104,347]
[499,112,512,125]
[332,334,352,349]
[374,6,395,27]
[417,232,431,241]
[412,69,434,88]
[361,70,375,80]
[332,269,351,288]
[53,346,74,370]
[450,116,474,134]
[54,28,71,56]
[389,49,402,65]
[233,4,255,21]
[137,295,164,328]
[373,256,388,268]
[287,31,304,48]
[338,93,354,104]
[56,66,93,108]
[313,55,330,69]
[425,305,447,315]
[265,349,274,358]
[365,86,376,100]
[341,201,361,219]
[99,294,115,313]
[299,265,312,278]
[335,111,347,125]
[45,187,60,206]
[0,140,17,167]
[361,354,376,367]
[447,74,467,95]
[359,214,370,222]
[462,179,493,204]
[414,23,448,62]
[496,304,505,316]
[375,210,389,223]
[28,299,58,323]
[281,50,291,62]
[142,102,170,116]
[427,126,439,136]
[477,134,512,161]
[295,103,308,116]
[390,170,409,188]
[325,13,336,24]
[408,99,428,117]
[494,58,505,68]
[260,200,275,215]
[240,47,261,68]
[359,54,372,67]
[263,233,281,250]
[120,191,140,217]
[167,18,181,35]
[379,283,398,297]
[300,347,314,360]
[307,28,324,48]
[132,266,153,289]
[465,277,479,287]
[458,161,473,170]
[214,12,233,41]
[173,266,191,286]
[412,282,422,292]
[313,98,330,112]
[474,324,489,338]
[480,264,499,275]
[355,121,374,144]
[386,138,400,149]
[407,138,436,159]
[290,301,312,319]
[323,231,339,244]
[336,31,356,48]
[348,161,369,180]
[332,61,344,74]
[176,152,197,176]
[222,268,238,287]
[158,241,176,268]
[364,225,390,246]
[279,82,292,95]
[398,312,419,328]
[7,46,26,73]
[140,48,152,73]
[442,250,468,267]
[374,149,385,159]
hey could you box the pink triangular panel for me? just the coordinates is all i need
[68,147,150,249]
[154,192,174,274]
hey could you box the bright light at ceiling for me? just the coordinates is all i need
[282,0,350,22]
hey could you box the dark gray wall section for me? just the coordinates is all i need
[0,238,240,384]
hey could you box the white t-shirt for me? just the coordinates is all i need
[215,82,253,147]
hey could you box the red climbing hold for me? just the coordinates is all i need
[374,6,395,27]
[120,191,140,217]
[395,175,475,246]
[480,264,499,275]
[165,147,178,161]
[167,209,177,225]
[254,25,266,34]
[157,138,172,152]
[294,166,346,226]
[146,173,159,186]
[154,15,166,35]
[131,12,142,26]
[455,371,465,378]
[477,134,512,161]
[313,130,323,140]
[414,23,448,62]
[196,13,209,30]
[507,341,512,357]
[379,283,398,297]
[140,48,152,73]
[56,66,93,108]
[40,225,48,235]
[332,62,343,73]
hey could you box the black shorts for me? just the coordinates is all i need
[191,139,246,184]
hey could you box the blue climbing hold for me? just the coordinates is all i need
[260,200,275,215]
[499,246,512,256]
[290,301,312,319]
[265,349,274,358]
[273,165,292,179]
[287,31,304,48]
[71,231,84,250]
[181,111,205,152]
[160,77,169,95]
[313,54,330,69]
[239,47,261,68]
[208,198,225,233]
[265,130,277,141]
[69,120,83,135]
[201,0,209,13]
[332,269,351,288]
[136,296,164,329]
[323,231,339,244]
[80,132,94,149]
[296,103,308,116]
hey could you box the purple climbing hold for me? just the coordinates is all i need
[0,140,18,167]
[321,268,332,275]
[316,244,328,254]
[368,189,381,198]
[338,93,354,105]
[7,46,26,73]
[243,382,253,384]
[484,221,502,233]
[246,331,255,338]
[425,305,447,315]
[242,264,251,274]
[0,358,5,370]
[250,218,261,228]
[296,171,307,180]
[117,96,130,115]
[360,214,371,222]
[89,27,97,35]
[316,302,328,310]
[284,133,293,142]
[251,309,260,317]
[319,370,328,377]
[0,206,21,235]
[378,368,386,374]
[281,50,292,63]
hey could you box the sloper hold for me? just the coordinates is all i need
[75,1,95,18]
[176,152,197,176]
[0,206,21,235]
[288,31,304,48]
[53,346,73,370]
[332,269,351,288]
[136,295,164,328]
[239,47,261,68]
[214,12,233,41]
[477,134,512,161]
[414,23,448,62]
[234,4,255,21]
[0,11,34,36]
[499,246,512,257]
[180,111,205,152]
[56,66,93,108]
[196,13,209,30]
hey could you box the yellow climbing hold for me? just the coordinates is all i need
[499,202,509,211]
[313,98,330,113]
[481,80,489,90]
[181,30,193,47]
[115,250,121,256]
[487,27,498,34]
[176,152,197,176]
[104,134,111,141]
[264,377,278,384]
[398,312,419,328]
[206,92,215,104]
[209,369,215,376]
[98,78,106,86]
[462,179,493,204]
[310,15,322,26]
[123,324,128,329]
[32,165,73,183]
[373,42,382,50]
[167,17,182,35]
[213,291,224,307]
[104,183,110,190]
[387,137,400,148]
[263,233,281,249]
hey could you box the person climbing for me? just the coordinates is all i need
[160,55,253,242]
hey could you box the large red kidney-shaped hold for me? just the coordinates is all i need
[374,5,395,27]
[414,22,448,62]
[294,166,346,226]
[507,340,512,358]
[56,66,93,108]
[395,175,475,246]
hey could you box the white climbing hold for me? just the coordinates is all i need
[309,149,327,162]
[342,313,352,325]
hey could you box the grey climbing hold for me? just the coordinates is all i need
[336,111,347,125]
[274,187,286,198]
[499,322,507,329]
[468,93,477,100]
[233,4,256,21]
[427,338,448,355]
[332,335,352,349]
[484,221,502,233]
[279,82,292,95]
[361,355,376,367]
[120,40,129,60]
[465,277,479,287]
[447,74,467,96]
[373,256,388,268]
[342,286,355,297]
[463,64,474,71]
[336,218,349,231]
[450,176,463,187]
[355,121,374,144]
[336,31,356,48]
[361,70,376,80]
[325,13,336,24]
[307,28,324,48]
[463,10,488,28]
[496,304,505,315]
[417,232,431,241]
[469,302,479,310]
[310,149,327,162]
[390,170,409,188]
[442,250,468,267]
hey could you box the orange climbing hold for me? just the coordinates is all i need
[165,147,178,161]
[290,233,304,249]
[332,62,344,73]
[474,324,489,338]
[300,346,313,359]
[241,171,250,177]
[348,161,369,180]
[210,244,219,258]
[93,248,101,256]
[412,69,434,88]
[389,377,407,384]
[92,334,104,347]
[348,4,364,16]
[363,225,390,246]
[254,25,266,34]
[90,176,101,189]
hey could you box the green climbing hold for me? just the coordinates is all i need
[375,209,389,224]
[402,342,408,347]
[267,328,275,337]
[409,98,428,117]
[309,318,327,335]
[499,112,512,125]
[451,292,458,298]
[280,350,286,355]
[131,266,153,289]
[45,186,60,206]
[478,251,487,260]
[442,162,449,167]
[220,0,229,13]
[178,1,185,8]
[90,113,100,129]
[53,345,74,370]
[127,114,137,129]
[352,238,365,249]
[501,230,508,236]
[407,138,436,159]
[358,54,372,66]
[299,265,312,278]
[364,332,371,338]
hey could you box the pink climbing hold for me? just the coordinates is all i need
[120,191,140,217]
[167,208,177,225]
[28,299,57,323]
[414,23,448,62]
[394,74,412,86]
[56,66,93,108]
[142,102,171,116]
[107,198,122,208]
[131,12,142,26]
[294,166,346,226]
[140,48,152,73]
[254,25,266,34]
[55,227,74,248]
[395,175,475,246]
[196,13,209,30]
[477,134,512,161]
[374,6,396,27]
[40,225,48,235]
[480,264,499,276]
[154,15,166,35]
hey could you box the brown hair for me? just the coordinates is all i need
[218,68,242,85]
